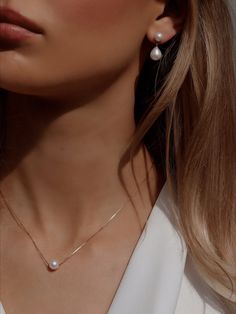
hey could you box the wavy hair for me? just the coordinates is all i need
[0,0,236,312]
[123,0,236,312]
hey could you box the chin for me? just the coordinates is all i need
[0,81,42,96]
[0,50,45,95]
[0,71,55,98]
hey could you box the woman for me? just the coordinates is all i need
[0,0,235,313]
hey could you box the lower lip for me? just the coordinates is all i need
[0,23,41,42]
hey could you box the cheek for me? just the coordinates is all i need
[44,0,149,76]
[50,0,139,29]
[0,0,149,97]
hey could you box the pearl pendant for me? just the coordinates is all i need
[48,259,59,271]
[150,46,163,61]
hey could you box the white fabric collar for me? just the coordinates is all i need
[108,182,188,314]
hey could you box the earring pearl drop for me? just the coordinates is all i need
[150,32,163,61]
[154,32,164,42]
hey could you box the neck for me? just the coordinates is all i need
[0,65,162,249]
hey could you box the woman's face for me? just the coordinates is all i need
[0,0,165,101]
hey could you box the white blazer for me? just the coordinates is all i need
[0,182,226,314]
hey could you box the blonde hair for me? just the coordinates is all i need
[0,0,235,312]
[120,0,236,312]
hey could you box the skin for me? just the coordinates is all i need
[0,0,182,313]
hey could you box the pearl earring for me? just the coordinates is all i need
[150,32,163,61]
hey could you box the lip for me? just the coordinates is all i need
[0,7,44,46]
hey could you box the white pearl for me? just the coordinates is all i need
[154,32,163,42]
[150,46,163,61]
[49,260,59,270]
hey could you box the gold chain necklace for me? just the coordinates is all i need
[0,189,131,271]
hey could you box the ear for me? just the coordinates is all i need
[146,5,185,44]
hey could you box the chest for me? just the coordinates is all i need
[1,227,141,314]
[2,264,120,314]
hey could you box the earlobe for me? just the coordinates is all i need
[146,16,182,44]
